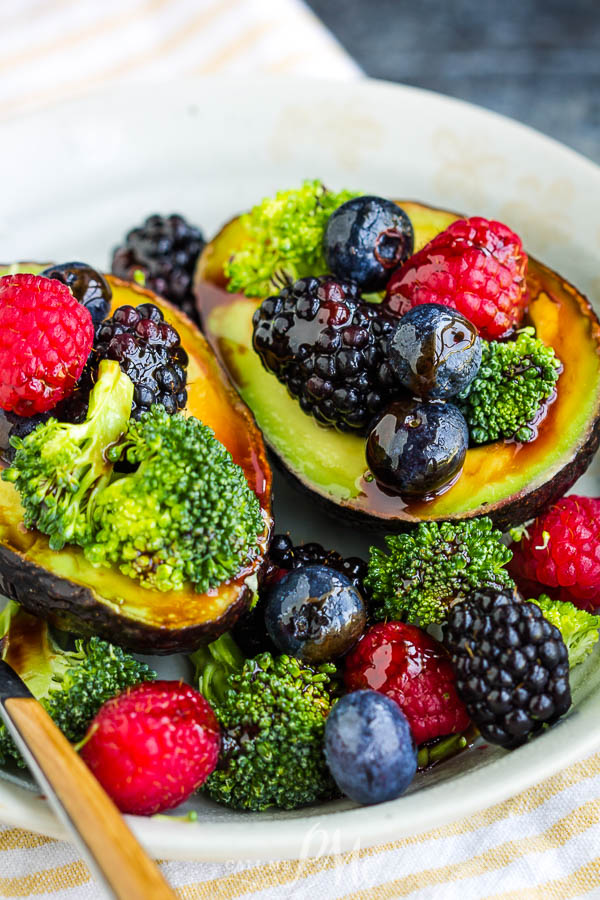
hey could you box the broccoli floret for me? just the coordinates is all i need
[224,180,359,297]
[0,601,155,767]
[529,595,600,668]
[457,328,562,444]
[86,405,263,593]
[2,360,133,549]
[192,633,337,810]
[366,518,514,626]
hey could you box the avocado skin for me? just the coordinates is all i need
[0,522,268,656]
[268,418,600,534]
[0,542,252,654]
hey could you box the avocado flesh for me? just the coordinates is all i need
[0,272,272,653]
[194,202,600,530]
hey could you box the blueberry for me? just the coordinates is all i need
[41,262,112,328]
[324,196,414,292]
[389,304,482,399]
[324,690,417,805]
[366,398,468,497]
[264,564,366,663]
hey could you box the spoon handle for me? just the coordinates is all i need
[2,693,176,900]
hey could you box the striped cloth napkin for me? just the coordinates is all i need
[1,1,600,897]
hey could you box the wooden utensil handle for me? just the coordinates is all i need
[5,697,176,900]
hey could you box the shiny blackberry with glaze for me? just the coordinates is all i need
[111,214,205,324]
[443,588,571,748]
[252,276,400,433]
[94,303,188,418]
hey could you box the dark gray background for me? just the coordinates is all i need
[307,0,600,164]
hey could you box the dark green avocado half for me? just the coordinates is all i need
[194,201,600,532]
[0,268,272,654]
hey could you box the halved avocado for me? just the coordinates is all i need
[0,268,272,654]
[194,202,600,532]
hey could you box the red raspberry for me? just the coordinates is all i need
[344,622,470,745]
[80,681,220,816]
[0,274,93,416]
[384,217,528,340]
[509,496,600,612]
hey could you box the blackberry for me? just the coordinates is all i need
[265,533,368,596]
[444,588,571,748]
[252,276,400,433]
[111,214,205,324]
[233,533,369,657]
[94,303,188,418]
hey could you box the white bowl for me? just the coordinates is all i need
[1,76,599,861]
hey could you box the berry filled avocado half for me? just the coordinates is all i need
[194,196,600,532]
[0,265,272,653]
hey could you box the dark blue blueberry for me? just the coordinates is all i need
[389,303,482,399]
[366,398,468,497]
[264,564,366,663]
[41,262,112,328]
[324,196,414,292]
[324,690,417,805]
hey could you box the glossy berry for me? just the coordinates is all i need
[509,496,600,612]
[111,213,205,324]
[252,275,399,433]
[94,303,188,418]
[80,680,220,815]
[344,622,470,744]
[265,565,366,664]
[233,535,369,657]
[444,588,571,748]
[324,196,414,292]
[263,534,368,595]
[389,303,481,399]
[384,217,528,340]
[0,274,94,417]
[366,398,468,497]
[41,262,112,328]
[324,690,417,805]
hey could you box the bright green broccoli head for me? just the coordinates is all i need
[456,328,562,444]
[2,361,133,550]
[367,518,514,627]
[224,180,360,297]
[0,601,155,767]
[192,634,337,810]
[85,405,264,593]
[529,595,600,668]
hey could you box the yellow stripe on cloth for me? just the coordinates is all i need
[0,830,56,852]
[486,857,600,900]
[339,797,600,899]
[174,752,600,899]
[0,862,91,898]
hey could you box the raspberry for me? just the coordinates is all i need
[344,621,470,744]
[384,217,528,340]
[252,275,399,433]
[0,274,93,416]
[509,496,600,612]
[444,588,571,748]
[111,214,205,325]
[80,681,220,816]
